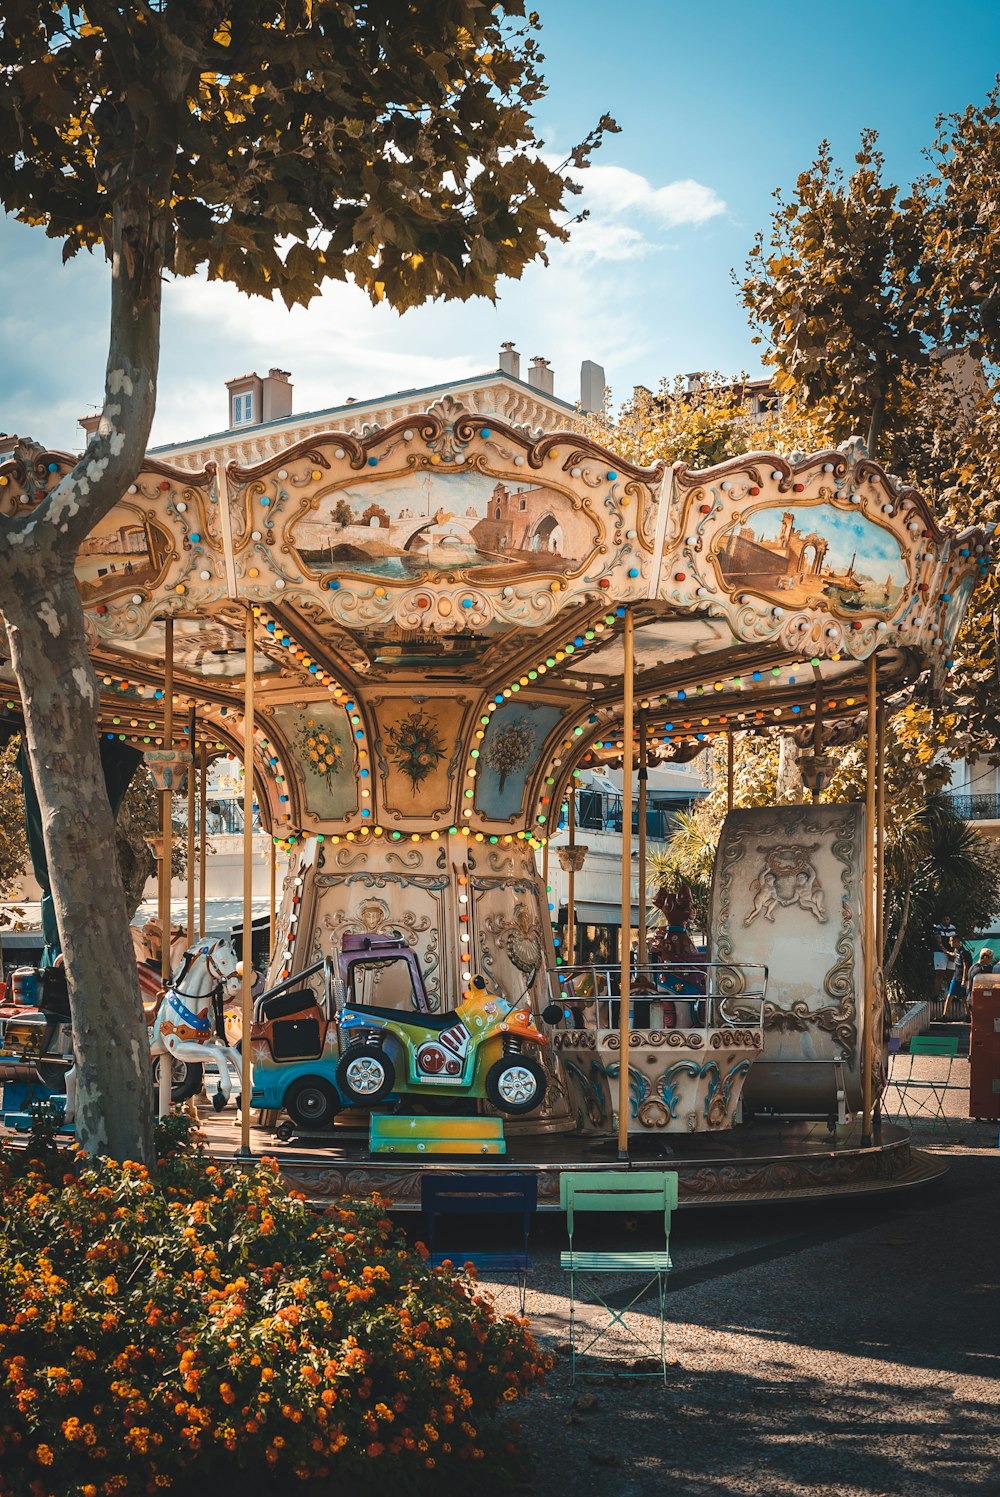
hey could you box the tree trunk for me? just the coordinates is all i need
[2,554,154,1163]
[0,188,168,1160]
[866,386,886,458]
[776,733,805,803]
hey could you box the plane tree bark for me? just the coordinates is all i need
[0,191,168,1161]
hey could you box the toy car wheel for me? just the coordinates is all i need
[485,1055,546,1115]
[285,1077,340,1130]
[151,1055,203,1103]
[336,1044,395,1105]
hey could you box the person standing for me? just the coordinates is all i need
[931,914,958,999]
[943,943,972,1021]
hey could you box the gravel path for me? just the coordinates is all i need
[454,1120,1000,1497]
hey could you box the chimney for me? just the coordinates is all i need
[527,356,554,395]
[686,371,707,394]
[580,360,607,414]
[262,368,293,423]
[78,412,102,440]
[498,341,520,380]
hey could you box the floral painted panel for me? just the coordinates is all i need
[373,697,466,818]
[270,702,358,820]
[475,702,562,820]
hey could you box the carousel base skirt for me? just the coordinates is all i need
[197,1110,947,1210]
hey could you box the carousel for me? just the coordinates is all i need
[0,389,987,1206]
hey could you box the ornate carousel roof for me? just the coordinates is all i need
[0,399,987,848]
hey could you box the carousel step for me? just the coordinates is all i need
[369,1114,506,1156]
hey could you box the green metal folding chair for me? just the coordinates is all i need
[559,1169,678,1383]
[888,1035,962,1130]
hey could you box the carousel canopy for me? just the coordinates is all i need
[0,398,987,849]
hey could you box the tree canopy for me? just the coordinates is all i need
[2,1,613,311]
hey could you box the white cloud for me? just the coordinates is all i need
[578,163,726,228]
[551,160,726,264]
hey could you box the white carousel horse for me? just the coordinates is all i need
[149,936,244,1118]
[63,936,244,1125]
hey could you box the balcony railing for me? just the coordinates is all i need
[940,794,1000,822]
[576,790,695,841]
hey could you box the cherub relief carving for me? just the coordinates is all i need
[744,842,828,926]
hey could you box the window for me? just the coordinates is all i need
[232,392,254,425]
[349,957,421,1011]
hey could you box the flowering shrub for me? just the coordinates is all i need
[0,1117,548,1496]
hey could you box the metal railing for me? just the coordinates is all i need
[939,793,1000,822]
[173,800,263,835]
[575,791,696,841]
[547,962,767,1032]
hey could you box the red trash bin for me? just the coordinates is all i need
[969,977,1000,1121]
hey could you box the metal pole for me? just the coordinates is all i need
[269,833,277,968]
[542,836,551,947]
[618,609,635,1159]
[239,608,255,1158]
[566,786,577,967]
[861,650,877,1145]
[198,740,208,939]
[876,698,885,966]
[637,709,648,967]
[726,730,734,814]
[158,619,174,988]
[186,705,196,946]
[874,694,886,1133]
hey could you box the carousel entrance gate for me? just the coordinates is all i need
[559,1170,677,1383]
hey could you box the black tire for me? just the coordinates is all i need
[484,1055,547,1115]
[152,1055,204,1104]
[335,1044,396,1106]
[284,1076,340,1131]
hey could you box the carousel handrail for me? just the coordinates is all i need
[547,961,767,1031]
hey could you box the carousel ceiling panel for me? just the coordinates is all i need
[97,619,279,679]
[562,618,736,681]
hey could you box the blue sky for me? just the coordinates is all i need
[2,0,1000,452]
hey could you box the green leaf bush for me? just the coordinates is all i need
[0,1117,548,1496]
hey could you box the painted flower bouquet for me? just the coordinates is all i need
[0,1116,548,1496]
[297,716,343,790]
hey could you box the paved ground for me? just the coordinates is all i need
[445,1098,1000,1497]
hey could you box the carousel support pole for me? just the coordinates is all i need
[874,695,886,1132]
[268,832,277,967]
[726,730,734,815]
[542,836,551,945]
[566,785,577,967]
[637,710,648,968]
[238,608,256,1159]
[861,650,878,1146]
[618,609,635,1160]
[198,740,208,939]
[158,619,174,989]
[186,706,196,946]
[876,699,885,966]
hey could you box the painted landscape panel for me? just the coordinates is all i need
[289,469,599,583]
[716,503,907,613]
[76,506,171,604]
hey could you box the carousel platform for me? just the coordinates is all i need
[197,1107,947,1210]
